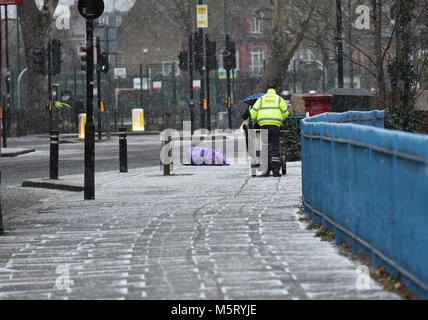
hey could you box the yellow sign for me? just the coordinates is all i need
[197,5,207,15]
[197,5,208,28]
[101,101,105,113]
[203,99,208,110]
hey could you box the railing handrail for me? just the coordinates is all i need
[301,110,428,299]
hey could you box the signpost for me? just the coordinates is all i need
[78,0,105,200]
[196,1,207,129]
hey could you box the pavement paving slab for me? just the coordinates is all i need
[0,157,401,300]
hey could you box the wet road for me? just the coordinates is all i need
[1,134,161,220]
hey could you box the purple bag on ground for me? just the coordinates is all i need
[188,147,229,166]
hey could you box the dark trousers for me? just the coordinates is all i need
[261,125,281,174]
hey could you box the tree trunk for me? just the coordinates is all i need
[372,0,387,109]
[18,0,59,134]
[257,1,316,92]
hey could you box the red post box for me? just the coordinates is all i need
[303,94,334,117]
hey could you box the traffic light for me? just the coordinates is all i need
[52,39,62,75]
[223,40,236,71]
[32,48,47,75]
[230,41,236,69]
[194,32,204,72]
[79,45,87,71]
[178,50,188,71]
[99,52,109,74]
[206,39,217,71]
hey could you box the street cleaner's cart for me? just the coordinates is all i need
[241,93,288,177]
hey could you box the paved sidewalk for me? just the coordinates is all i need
[0,160,400,300]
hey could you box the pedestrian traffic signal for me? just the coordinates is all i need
[79,46,87,71]
[32,48,47,75]
[223,40,236,71]
[52,39,62,75]
[99,52,109,74]
[178,50,188,71]
[194,32,204,72]
[206,39,217,71]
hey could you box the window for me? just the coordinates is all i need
[251,18,261,33]
[250,48,264,75]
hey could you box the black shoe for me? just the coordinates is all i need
[273,172,281,177]
[262,171,271,177]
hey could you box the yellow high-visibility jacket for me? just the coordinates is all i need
[250,89,289,127]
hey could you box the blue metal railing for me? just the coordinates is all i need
[301,111,428,299]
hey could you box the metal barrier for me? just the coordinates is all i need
[301,110,428,299]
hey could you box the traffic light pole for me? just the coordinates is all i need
[188,34,195,134]
[3,6,10,148]
[1,7,6,149]
[104,25,111,139]
[199,29,205,129]
[224,0,232,130]
[226,36,232,129]
[205,34,211,131]
[47,40,53,133]
[96,36,102,141]
[336,0,344,88]
[0,13,3,235]
[48,41,59,180]
[85,19,96,200]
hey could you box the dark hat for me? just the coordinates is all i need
[267,81,277,89]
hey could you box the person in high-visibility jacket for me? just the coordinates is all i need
[250,82,290,177]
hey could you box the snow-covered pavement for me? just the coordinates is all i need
[0,159,400,300]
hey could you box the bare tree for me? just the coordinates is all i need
[257,0,316,91]
[18,0,59,133]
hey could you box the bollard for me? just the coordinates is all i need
[119,127,128,173]
[162,136,172,176]
[50,130,59,180]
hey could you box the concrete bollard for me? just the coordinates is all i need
[119,127,128,173]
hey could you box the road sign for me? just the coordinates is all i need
[78,0,105,20]
[0,0,23,5]
[193,80,201,89]
[197,5,208,28]
[114,68,126,79]
[134,78,148,90]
